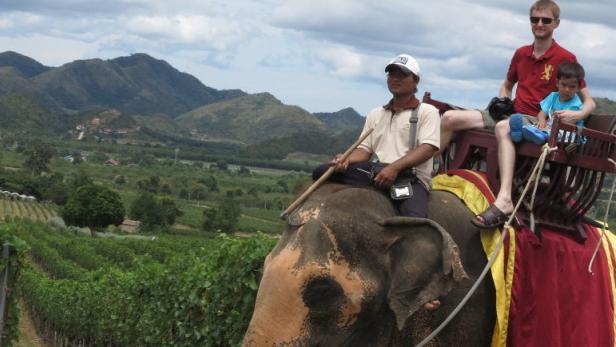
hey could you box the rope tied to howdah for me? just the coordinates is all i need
[587,158,616,274]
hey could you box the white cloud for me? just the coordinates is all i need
[318,48,364,78]
[126,15,246,50]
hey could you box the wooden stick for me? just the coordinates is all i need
[280,127,374,219]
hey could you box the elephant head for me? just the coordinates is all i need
[243,183,467,346]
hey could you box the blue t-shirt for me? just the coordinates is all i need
[539,91,584,127]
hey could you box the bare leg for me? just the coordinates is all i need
[440,109,485,154]
[492,119,515,214]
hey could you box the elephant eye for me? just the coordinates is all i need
[285,216,306,229]
[302,276,345,313]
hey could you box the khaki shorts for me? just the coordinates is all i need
[480,110,537,130]
[479,109,496,130]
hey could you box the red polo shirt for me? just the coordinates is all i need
[506,40,586,116]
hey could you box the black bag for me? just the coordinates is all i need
[487,96,514,121]
[369,163,417,200]
[389,177,415,200]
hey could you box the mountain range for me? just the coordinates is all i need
[0,51,365,157]
[2,50,615,158]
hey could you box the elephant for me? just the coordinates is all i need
[243,183,496,346]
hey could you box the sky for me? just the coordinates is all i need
[0,0,614,116]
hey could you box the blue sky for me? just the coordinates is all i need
[1,0,614,116]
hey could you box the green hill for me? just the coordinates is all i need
[32,53,245,116]
[314,107,364,135]
[595,97,616,115]
[0,51,51,77]
[245,128,361,159]
[176,92,326,144]
[0,93,66,132]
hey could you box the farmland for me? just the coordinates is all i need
[8,219,275,346]
[0,141,307,346]
[0,199,56,223]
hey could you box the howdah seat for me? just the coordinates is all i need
[423,92,616,240]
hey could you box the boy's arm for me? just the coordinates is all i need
[579,87,596,117]
[537,110,548,130]
[555,87,596,123]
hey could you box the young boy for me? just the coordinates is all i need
[510,61,586,145]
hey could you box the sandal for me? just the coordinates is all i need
[471,204,509,229]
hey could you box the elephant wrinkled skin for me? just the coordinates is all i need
[243,183,495,346]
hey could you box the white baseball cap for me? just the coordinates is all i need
[385,54,420,77]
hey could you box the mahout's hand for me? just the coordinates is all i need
[329,154,349,172]
[373,165,399,188]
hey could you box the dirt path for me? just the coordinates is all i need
[15,301,48,347]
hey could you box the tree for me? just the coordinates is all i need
[71,151,83,164]
[202,208,218,231]
[137,175,161,193]
[202,197,241,232]
[214,160,228,171]
[61,184,125,234]
[129,192,183,231]
[114,175,127,185]
[70,170,93,191]
[238,165,251,176]
[37,173,70,205]
[160,197,183,226]
[276,179,290,193]
[191,185,207,201]
[198,175,218,192]
[23,140,55,176]
[160,183,172,195]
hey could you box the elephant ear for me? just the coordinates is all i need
[380,216,468,330]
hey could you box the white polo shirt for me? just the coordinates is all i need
[357,102,440,188]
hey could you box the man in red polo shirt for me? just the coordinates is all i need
[439,0,596,228]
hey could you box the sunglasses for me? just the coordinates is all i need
[530,16,554,25]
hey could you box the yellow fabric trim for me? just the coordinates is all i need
[600,229,616,344]
[432,173,490,215]
[433,173,513,347]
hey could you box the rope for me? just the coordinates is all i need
[527,144,556,233]
[415,143,556,347]
[587,158,616,274]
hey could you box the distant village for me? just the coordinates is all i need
[72,109,141,142]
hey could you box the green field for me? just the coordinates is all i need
[7,219,276,346]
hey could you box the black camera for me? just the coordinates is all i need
[487,96,514,121]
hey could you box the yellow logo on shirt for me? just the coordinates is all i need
[541,64,554,81]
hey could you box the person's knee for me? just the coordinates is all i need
[312,164,328,180]
[441,111,457,131]
[494,119,510,137]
